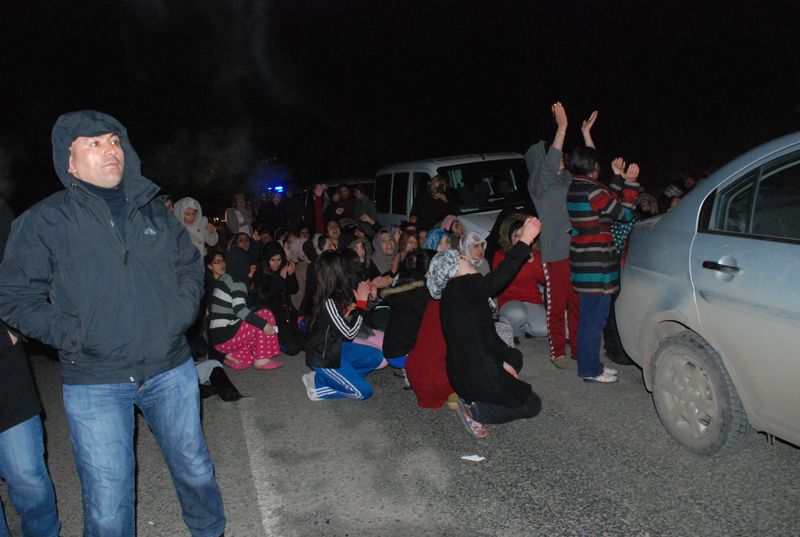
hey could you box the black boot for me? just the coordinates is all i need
[209,367,244,402]
[199,383,217,399]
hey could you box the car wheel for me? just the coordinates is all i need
[651,332,757,456]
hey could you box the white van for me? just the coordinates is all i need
[373,153,532,236]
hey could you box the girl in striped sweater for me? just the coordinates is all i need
[206,252,283,371]
[566,147,640,383]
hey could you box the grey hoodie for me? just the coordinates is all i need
[525,141,573,263]
[0,110,203,385]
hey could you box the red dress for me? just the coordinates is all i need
[405,299,453,408]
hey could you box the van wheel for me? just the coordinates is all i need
[651,332,757,456]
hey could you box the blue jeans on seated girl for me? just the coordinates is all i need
[311,342,385,400]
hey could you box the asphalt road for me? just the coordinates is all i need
[2,338,799,537]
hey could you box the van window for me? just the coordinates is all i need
[438,158,527,208]
[375,174,391,213]
[412,172,429,200]
[392,172,409,215]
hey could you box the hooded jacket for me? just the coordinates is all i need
[0,110,203,385]
[255,241,300,327]
[173,196,219,255]
[525,141,573,263]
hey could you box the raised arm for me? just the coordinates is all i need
[581,110,598,149]
[480,217,542,297]
[527,103,570,199]
[552,102,568,151]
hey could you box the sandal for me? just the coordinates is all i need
[455,397,489,439]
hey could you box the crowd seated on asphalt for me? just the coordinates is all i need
[176,103,702,439]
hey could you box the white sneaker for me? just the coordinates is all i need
[302,372,321,401]
[603,366,618,376]
[582,372,619,384]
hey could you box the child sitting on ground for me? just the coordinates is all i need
[428,216,544,438]
[206,252,283,371]
[302,251,386,401]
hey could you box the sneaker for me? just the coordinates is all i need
[551,355,576,369]
[603,366,618,376]
[301,372,321,401]
[455,397,489,439]
[582,372,619,384]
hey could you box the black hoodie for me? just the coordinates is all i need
[0,110,203,385]
[255,241,300,327]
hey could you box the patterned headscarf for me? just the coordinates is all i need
[426,248,460,299]
[423,228,449,252]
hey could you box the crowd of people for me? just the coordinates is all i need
[0,103,697,536]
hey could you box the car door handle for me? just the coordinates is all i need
[702,260,742,275]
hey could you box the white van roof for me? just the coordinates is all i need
[375,152,524,176]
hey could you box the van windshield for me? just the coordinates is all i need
[438,158,528,211]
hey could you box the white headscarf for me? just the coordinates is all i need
[173,197,218,255]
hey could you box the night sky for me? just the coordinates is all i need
[1,1,798,216]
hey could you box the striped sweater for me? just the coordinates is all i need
[566,175,640,294]
[207,273,269,345]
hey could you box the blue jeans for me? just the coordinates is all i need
[63,359,225,537]
[0,415,60,537]
[577,294,612,378]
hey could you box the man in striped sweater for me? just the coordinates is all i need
[566,147,640,383]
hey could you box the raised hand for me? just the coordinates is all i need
[519,216,542,245]
[611,157,626,176]
[581,110,598,133]
[623,163,640,183]
[552,102,568,131]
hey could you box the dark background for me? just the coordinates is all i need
[1,1,798,216]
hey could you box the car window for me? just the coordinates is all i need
[712,172,754,234]
[705,151,800,242]
[391,172,409,215]
[375,174,391,213]
[752,155,800,240]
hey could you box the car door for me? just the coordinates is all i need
[689,150,800,441]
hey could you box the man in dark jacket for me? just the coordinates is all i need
[0,196,60,537]
[0,111,225,537]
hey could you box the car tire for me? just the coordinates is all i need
[651,332,757,456]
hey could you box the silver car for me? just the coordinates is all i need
[616,132,800,456]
